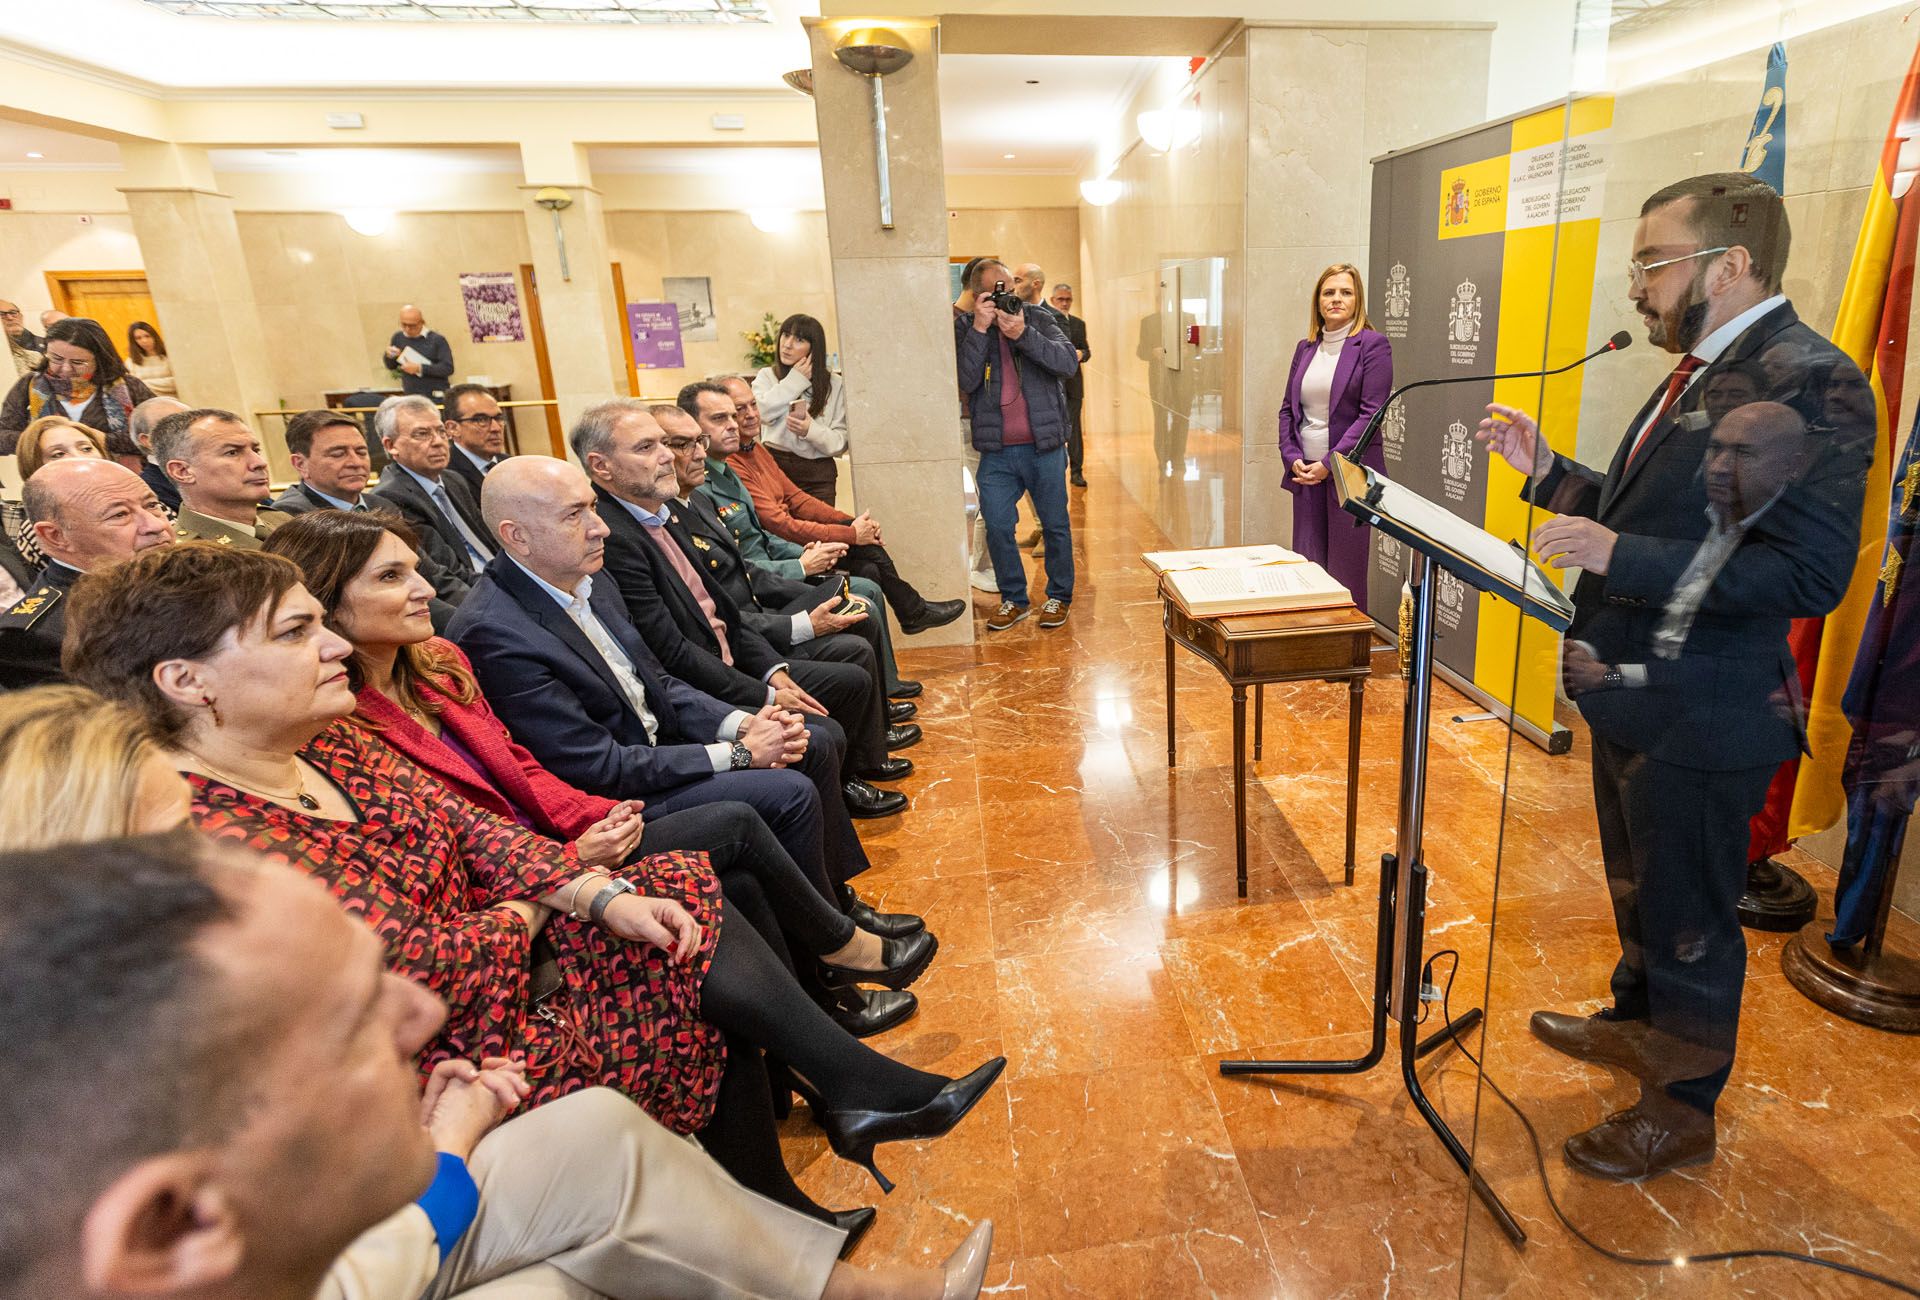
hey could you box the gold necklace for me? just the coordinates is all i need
[191,754,321,811]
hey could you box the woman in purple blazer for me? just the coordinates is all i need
[1277,263,1393,601]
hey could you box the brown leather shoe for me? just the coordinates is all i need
[1564,1095,1714,1181]
[1529,1009,1649,1071]
[985,601,1029,632]
[1037,598,1070,629]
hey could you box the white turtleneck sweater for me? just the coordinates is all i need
[1296,322,1354,461]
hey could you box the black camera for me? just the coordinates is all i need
[989,280,1024,315]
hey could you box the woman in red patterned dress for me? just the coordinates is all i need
[64,542,1005,1218]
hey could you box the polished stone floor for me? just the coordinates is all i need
[781,446,1920,1298]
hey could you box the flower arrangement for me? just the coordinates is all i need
[743,312,781,370]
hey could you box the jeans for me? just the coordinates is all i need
[978,442,1074,605]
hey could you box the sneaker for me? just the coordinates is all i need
[969,569,998,594]
[986,601,1029,631]
[1038,598,1070,629]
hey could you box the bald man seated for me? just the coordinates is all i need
[0,459,175,690]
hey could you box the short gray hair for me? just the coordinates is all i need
[130,397,187,452]
[1052,283,1073,294]
[373,394,440,445]
[705,373,747,386]
[21,475,58,527]
[569,398,650,464]
[150,408,242,475]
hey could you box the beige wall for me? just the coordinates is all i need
[231,210,545,429]
[0,211,143,325]
[947,207,1082,302]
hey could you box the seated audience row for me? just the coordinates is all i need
[0,702,993,1297]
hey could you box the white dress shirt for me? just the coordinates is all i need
[394,463,495,564]
[509,558,746,773]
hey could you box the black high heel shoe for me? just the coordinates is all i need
[831,1206,878,1259]
[800,1057,1008,1194]
[818,929,938,992]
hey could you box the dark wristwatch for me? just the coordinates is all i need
[1600,666,1625,690]
[588,878,638,926]
[728,739,753,770]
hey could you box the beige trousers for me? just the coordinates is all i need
[429,1089,842,1300]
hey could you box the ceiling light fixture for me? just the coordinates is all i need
[1079,178,1122,207]
[749,208,798,234]
[1003,153,1016,160]
[1137,107,1202,153]
[342,207,394,237]
[25,151,43,159]
[782,69,814,96]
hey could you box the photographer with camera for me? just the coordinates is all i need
[954,259,1079,631]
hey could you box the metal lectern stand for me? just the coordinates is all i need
[1219,454,1575,1251]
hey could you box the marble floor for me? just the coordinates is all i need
[781,444,1920,1298]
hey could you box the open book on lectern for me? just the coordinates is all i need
[1329,454,1574,633]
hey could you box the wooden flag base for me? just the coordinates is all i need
[1782,920,1920,1033]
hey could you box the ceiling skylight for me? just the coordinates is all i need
[139,0,769,23]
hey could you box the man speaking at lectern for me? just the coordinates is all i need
[1478,173,1870,1181]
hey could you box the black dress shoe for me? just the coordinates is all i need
[843,779,907,818]
[838,883,925,937]
[826,986,919,1038]
[819,928,938,991]
[1070,472,1088,487]
[1530,1008,1649,1072]
[884,722,922,751]
[860,756,914,782]
[1564,1095,1715,1181]
[887,699,918,723]
[899,599,965,634]
[812,1057,1009,1193]
[832,1206,878,1259]
[888,680,922,699]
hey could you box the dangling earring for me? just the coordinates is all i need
[201,695,224,728]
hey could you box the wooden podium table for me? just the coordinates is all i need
[1161,587,1374,897]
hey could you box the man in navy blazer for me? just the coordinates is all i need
[1480,173,1871,1181]
[447,456,909,932]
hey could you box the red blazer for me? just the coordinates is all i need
[355,638,616,842]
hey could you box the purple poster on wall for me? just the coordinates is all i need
[628,303,685,370]
[458,271,526,343]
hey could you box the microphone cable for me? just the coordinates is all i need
[1417,947,1920,1296]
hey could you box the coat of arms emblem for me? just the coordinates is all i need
[1441,419,1473,502]
[1449,279,1482,344]
[1381,403,1407,463]
[1444,179,1470,227]
[1384,263,1412,320]
[1437,568,1467,630]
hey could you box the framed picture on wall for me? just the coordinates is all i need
[663,276,718,341]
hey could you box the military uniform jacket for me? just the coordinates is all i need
[676,490,830,652]
[696,459,811,581]
[0,560,80,691]
[172,506,291,550]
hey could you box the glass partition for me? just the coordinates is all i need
[1458,2,1920,1293]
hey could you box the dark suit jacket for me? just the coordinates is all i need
[1527,301,1871,770]
[676,491,822,650]
[593,487,786,709]
[140,460,183,512]
[1057,312,1090,402]
[384,330,455,398]
[1276,328,1393,480]
[447,556,736,799]
[444,446,499,496]
[367,465,489,603]
[0,560,80,690]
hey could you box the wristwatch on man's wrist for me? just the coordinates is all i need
[728,739,753,770]
[587,878,638,927]
[1600,666,1625,691]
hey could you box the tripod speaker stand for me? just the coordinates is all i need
[1219,455,1576,1251]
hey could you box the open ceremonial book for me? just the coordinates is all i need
[1142,543,1303,574]
[1161,558,1352,617]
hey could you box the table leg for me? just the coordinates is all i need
[1233,684,1249,898]
[1254,683,1264,762]
[1345,678,1363,887]
[1165,629,1177,769]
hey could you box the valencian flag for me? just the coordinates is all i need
[1740,43,1787,194]
[1749,37,1917,860]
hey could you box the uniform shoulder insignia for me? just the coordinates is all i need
[690,536,711,551]
[0,583,62,630]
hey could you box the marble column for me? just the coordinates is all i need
[518,140,630,447]
[806,17,972,647]
[118,142,286,472]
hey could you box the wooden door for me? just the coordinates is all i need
[45,272,158,356]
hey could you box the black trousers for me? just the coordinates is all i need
[767,446,839,509]
[1590,736,1775,1115]
[636,800,854,956]
[1065,386,1085,474]
[646,714,872,888]
[773,578,896,695]
[788,635,887,775]
[841,543,928,623]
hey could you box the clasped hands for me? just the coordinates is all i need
[1289,459,1329,486]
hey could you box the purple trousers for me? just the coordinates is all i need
[1288,477,1370,605]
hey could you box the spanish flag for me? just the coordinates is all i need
[1750,37,1918,853]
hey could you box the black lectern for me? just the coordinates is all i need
[1219,453,1574,1249]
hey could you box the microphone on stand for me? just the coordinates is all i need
[1348,330,1634,464]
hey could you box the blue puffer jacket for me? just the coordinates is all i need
[954,303,1079,453]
